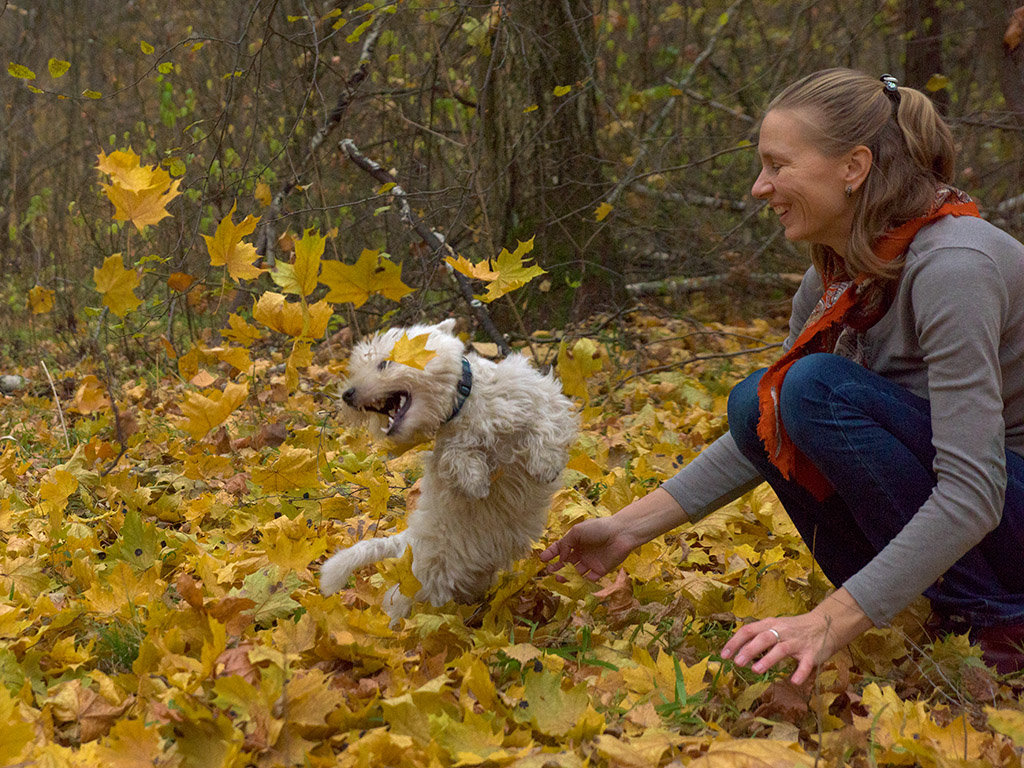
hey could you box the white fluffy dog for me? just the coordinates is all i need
[320,319,578,621]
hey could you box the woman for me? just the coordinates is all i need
[540,68,1024,683]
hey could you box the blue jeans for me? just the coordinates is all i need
[728,353,1024,628]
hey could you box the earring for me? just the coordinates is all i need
[845,185,853,198]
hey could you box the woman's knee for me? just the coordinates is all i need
[727,368,766,456]
[777,354,853,434]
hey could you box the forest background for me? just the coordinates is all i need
[2,1,1024,766]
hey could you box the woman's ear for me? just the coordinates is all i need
[844,145,873,193]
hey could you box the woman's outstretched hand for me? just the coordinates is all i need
[539,488,690,581]
[538,515,636,581]
[720,587,874,686]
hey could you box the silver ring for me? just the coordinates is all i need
[767,628,781,642]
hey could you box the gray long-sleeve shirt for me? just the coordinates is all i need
[661,215,1024,625]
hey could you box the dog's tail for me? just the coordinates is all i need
[320,532,409,596]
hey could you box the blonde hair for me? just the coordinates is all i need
[768,68,957,281]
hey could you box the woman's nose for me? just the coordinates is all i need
[751,169,771,200]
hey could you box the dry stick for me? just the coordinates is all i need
[255,13,387,265]
[339,138,512,357]
[40,360,71,451]
[100,353,128,476]
[607,342,783,395]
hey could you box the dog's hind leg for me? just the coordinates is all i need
[320,531,410,596]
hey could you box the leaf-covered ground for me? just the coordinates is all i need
[2,314,1023,767]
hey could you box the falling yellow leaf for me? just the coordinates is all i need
[387,332,438,370]
[446,238,544,303]
[557,337,605,403]
[203,202,264,282]
[271,228,324,297]
[254,181,272,207]
[320,249,412,307]
[96,148,181,232]
[167,271,195,292]
[594,201,614,222]
[221,313,261,347]
[252,292,333,339]
[28,285,55,314]
[93,253,142,317]
[553,84,572,97]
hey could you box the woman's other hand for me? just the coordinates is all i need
[720,587,874,686]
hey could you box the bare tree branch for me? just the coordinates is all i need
[339,138,512,356]
[256,12,387,265]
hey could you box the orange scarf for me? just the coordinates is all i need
[755,186,981,500]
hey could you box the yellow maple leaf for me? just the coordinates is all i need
[378,544,423,599]
[39,467,79,505]
[175,381,249,441]
[96,148,154,191]
[221,313,262,346]
[446,252,497,282]
[97,149,181,232]
[0,687,33,766]
[203,202,264,281]
[93,253,142,317]
[28,285,54,314]
[253,292,333,339]
[387,332,437,370]
[250,445,319,492]
[557,337,605,403]
[271,228,324,297]
[518,668,591,737]
[445,237,545,303]
[70,374,111,415]
[320,249,412,307]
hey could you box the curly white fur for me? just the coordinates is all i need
[320,319,578,622]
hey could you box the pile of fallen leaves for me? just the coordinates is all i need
[2,311,1023,768]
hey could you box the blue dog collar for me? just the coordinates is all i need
[446,357,473,422]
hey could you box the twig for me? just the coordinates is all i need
[626,272,804,297]
[605,0,745,207]
[608,343,783,394]
[100,353,128,476]
[339,138,512,356]
[40,360,71,451]
[256,12,387,265]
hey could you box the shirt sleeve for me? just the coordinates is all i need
[843,247,1009,625]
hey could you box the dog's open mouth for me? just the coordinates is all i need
[362,391,411,435]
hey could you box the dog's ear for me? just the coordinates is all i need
[435,318,457,335]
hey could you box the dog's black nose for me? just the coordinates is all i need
[342,387,356,405]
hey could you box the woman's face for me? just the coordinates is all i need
[751,108,857,255]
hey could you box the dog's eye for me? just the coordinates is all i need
[377,360,390,371]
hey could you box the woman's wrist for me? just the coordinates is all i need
[812,587,874,643]
[611,487,689,550]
